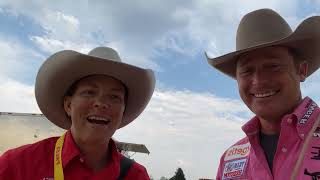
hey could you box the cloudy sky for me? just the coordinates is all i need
[1,0,320,179]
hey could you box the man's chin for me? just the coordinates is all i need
[252,108,284,122]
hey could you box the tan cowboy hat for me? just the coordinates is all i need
[206,8,320,79]
[35,47,155,129]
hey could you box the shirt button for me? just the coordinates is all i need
[282,147,287,153]
[287,118,293,124]
[80,158,84,163]
[300,134,305,138]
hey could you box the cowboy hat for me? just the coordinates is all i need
[206,8,320,79]
[35,47,155,129]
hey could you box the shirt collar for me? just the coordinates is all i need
[241,96,319,138]
[242,116,260,136]
[61,130,121,168]
[294,96,319,137]
[61,130,80,168]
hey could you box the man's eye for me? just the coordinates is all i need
[239,69,252,76]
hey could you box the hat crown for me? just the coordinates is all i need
[236,9,292,50]
[88,47,122,62]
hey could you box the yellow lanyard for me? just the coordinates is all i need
[54,133,66,180]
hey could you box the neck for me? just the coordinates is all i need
[72,133,110,171]
[259,117,281,135]
[259,97,303,135]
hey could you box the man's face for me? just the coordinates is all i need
[236,46,307,121]
[64,75,126,143]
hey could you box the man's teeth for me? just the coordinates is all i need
[254,91,276,98]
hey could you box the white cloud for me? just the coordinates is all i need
[0,78,39,113]
[0,1,167,69]
[0,0,302,69]
[41,9,80,35]
[158,0,300,58]
[302,70,320,102]
[0,35,44,81]
[30,36,95,54]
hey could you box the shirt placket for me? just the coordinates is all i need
[248,133,274,179]
[273,116,300,180]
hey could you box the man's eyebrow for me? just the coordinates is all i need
[237,56,251,68]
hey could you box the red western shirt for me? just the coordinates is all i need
[0,131,150,180]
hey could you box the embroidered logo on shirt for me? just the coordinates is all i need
[222,158,247,180]
[304,169,320,179]
[224,143,250,161]
[314,127,320,138]
[310,146,320,160]
[299,102,318,124]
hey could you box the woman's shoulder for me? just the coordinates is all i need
[126,159,150,180]
[1,136,59,161]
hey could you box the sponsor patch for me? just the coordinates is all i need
[222,158,247,180]
[224,143,250,161]
[299,102,318,124]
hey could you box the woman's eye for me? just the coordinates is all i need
[111,94,120,99]
[81,90,95,96]
[268,64,281,71]
[110,94,124,102]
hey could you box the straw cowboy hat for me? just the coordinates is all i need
[35,47,155,129]
[206,8,320,79]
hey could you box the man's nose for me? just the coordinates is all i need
[252,70,268,85]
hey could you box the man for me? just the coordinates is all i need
[205,9,320,179]
[0,47,155,179]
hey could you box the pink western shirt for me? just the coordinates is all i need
[216,97,320,180]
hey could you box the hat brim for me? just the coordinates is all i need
[35,50,155,129]
[206,16,320,79]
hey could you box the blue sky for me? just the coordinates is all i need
[1,1,320,179]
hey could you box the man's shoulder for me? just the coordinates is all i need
[221,137,250,161]
[226,137,250,151]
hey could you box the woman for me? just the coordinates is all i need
[0,47,155,180]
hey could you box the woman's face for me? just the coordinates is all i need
[64,75,126,143]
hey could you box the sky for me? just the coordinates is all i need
[1,0,320,179]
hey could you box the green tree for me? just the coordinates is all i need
[169,167,186,180]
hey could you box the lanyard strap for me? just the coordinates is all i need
[54,133,66,180]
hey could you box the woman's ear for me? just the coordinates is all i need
[64,96,72,117]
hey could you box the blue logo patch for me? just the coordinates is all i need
[222,158,247,180]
